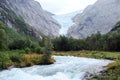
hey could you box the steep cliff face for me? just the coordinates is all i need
[6,0,60,37]
[67,0,120,39]
[0,0,40,38]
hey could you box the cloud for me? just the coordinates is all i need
[35,0,97,14]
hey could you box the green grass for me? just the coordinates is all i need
[92,60,120,80]
[53,50,120,60]
[0,50,55,70]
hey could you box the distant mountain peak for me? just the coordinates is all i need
[4,0,60,37]
[67,0,120,39]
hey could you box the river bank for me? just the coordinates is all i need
[0,50,55,70]
[53,50,120,80]
[0,56,112,80]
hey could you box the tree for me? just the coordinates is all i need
[9,39,26,50]
[41,37,53,64]
[44,37,53,54]
[0,29,7,50]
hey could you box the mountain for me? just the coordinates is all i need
[0,0,40,39]
[67,0,120,39]
[53,11,81,35]
[0,0,60,38]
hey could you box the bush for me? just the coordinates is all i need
[0,53,12,69]
[25,47,31,54]
[35,47,44,54]
[41,54,54,64]
[9,39,26,50]
[107,60,120,69]
[9,53,23,62]
[19,50,25,54]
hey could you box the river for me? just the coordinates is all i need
[0,56,112,80]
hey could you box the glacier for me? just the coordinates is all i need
[53,11,82,35]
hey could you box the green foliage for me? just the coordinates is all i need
[39,37,45,47]
[0,53,12,69]
[0,5,41,51]
[41,54,54,64]
[53,51,120,60]
[8,37,38,51]
[18,50,25,54]
[35,47,44,54]
[0,50,55,69]
[0,29,7,50]
[107,60,120,69]
[9,52,23,63]
[25,47,31,54]
[0,21,22,44]
[9,39,26,50]
[0,4,38,38]
[40,37,54,64]
[52,24,120,52]
[44,37,53,54]
[30,42,39,52]
[92,60,120,80]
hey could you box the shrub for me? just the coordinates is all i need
[25,47,31,54]
[9,39,26,50]
[41,54,54,64]
[19,50,25,54]
[107,60,120,69]
[35,47,45,54]
[0,53,12,69]
[9,53,23,62]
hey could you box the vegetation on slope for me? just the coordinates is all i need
[0,1,120,79]
[52,27,120,52]
[0,1,39,39]
[0,36,55,70]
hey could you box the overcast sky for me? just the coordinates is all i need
[35,0,97,15]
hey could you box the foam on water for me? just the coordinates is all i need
[0,56,112,80]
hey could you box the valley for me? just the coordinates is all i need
[0,0,120,80]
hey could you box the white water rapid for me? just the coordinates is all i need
[0,56,112,80]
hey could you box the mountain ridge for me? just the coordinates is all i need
[0,0,61,38]
[67,0,120,39]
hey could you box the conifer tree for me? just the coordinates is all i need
[0,29,7,50]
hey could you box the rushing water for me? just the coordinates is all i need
[0,56,112,80]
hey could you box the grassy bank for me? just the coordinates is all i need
[53,50,120,80]
[53,50,120,60]
[92,60,120,80]
[0,50,55,70]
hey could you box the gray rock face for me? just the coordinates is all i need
[67,0,120,39]
[6,0,60,37]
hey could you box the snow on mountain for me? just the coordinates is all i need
[53,11,82,35]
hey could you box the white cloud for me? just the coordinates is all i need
[35,0,97,14]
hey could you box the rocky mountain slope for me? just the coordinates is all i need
[67,0,120,39]
[0,0,40,38]
[0,0,60,37]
